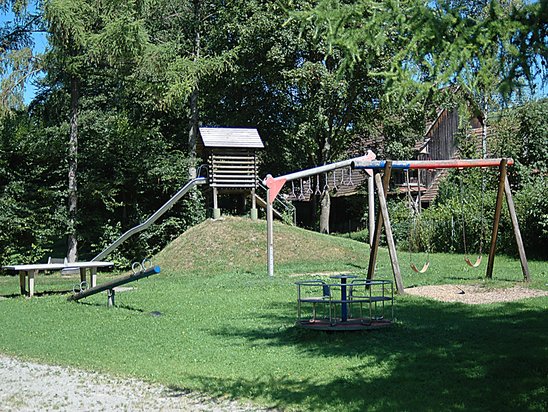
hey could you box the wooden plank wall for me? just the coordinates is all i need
[208,148,258,188]
[417,108,459,191]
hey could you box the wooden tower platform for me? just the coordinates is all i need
[198,127,264,219]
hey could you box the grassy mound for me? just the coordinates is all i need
[154,216,371,275]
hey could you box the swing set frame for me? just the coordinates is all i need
[263,156,530,295]
[352,158,530,294]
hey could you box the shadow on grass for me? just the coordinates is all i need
[0,289,73,299]
[74,300,146,313]
[207,299,548,411]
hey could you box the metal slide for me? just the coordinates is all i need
[92,177,207,261]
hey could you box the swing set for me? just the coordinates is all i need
[352,158,530,293]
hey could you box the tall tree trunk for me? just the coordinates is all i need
[188,0,201,179]
[319,190,330,234]
[319,130,331,234]
[67,75,79,262]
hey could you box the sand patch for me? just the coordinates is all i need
[404,284,548,304]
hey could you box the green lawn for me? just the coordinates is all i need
[0,219,546,411]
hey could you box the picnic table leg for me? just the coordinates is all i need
[19,271,27,295]
[27,270,36,297]
[79,268,87,284]
[90,268,97,288]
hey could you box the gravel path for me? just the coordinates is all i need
[0,355,272,412]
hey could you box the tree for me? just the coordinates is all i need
[199,1,406,233]
[0,0,43,115]
[299,0,546,102]
[42,0,148,261]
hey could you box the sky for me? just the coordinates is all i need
[23,31,47,103]
[0,7,47,104]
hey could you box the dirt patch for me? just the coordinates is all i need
[404,284,548,304]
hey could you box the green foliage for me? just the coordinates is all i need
[2,1,546,265]
[0,111,67,263]
[0,0,42,115]
[299,0,546,102]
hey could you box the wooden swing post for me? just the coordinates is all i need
[366,162,392,281]
[504,178,530,281]
[486,159,507,279]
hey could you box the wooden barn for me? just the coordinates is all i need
[198,127,264,219]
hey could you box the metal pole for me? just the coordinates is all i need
[266,188,274,277]
[279,153,375,183]
[352,158,514,170]
[263,151,376,277]
[368,175,375,247]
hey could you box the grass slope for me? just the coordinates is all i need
[155,217,372,275]
[0,217,547,411]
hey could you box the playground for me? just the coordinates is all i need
[0,217,547,411]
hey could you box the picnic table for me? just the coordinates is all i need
[2,261,113,297]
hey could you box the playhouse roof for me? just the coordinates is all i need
[199,127,264,149]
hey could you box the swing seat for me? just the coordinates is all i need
[410,261,430,273]
[464,255,482,268]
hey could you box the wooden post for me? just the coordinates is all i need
[486,159,507,279]
[79,267,87,284]
[367,161,393,280]
[504,178,530,281]
[250,188,258,220]
[19,271,26,295]
[375,173,405,294]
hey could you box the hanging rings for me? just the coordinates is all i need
[314,175,322,195]
[298,179,305,200]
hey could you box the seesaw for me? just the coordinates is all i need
[68,261,160,307]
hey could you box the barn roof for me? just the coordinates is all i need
[199,127,264,149]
